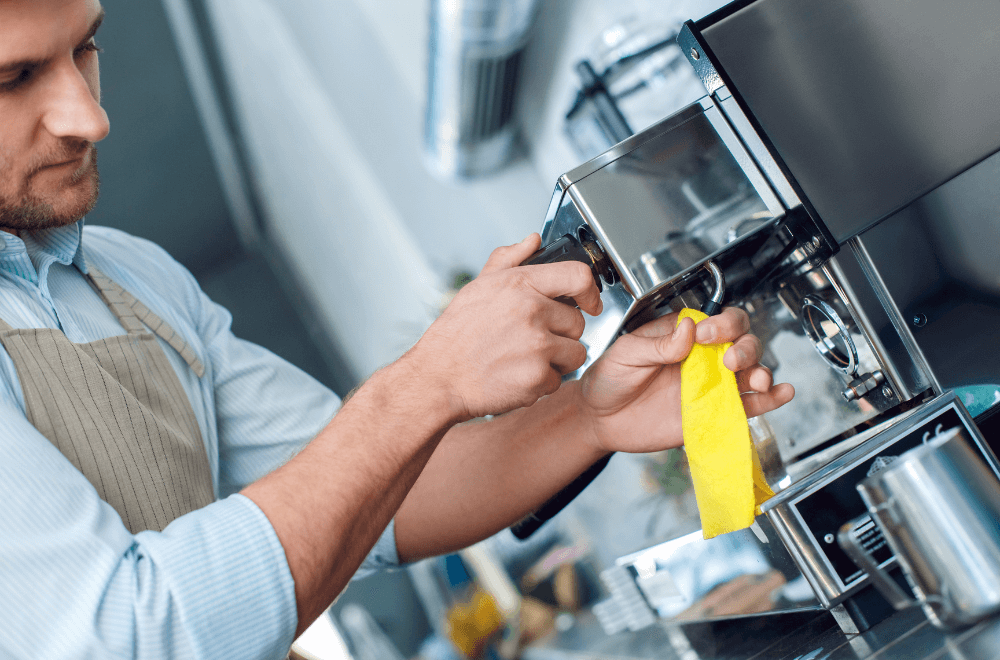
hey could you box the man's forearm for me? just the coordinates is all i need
[241,357,458,636]
[394,379,608,562]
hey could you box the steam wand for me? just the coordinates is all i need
[701,260,725,317]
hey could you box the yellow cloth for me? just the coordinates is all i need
[677,309,774,539]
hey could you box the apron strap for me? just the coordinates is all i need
[87,266,206,378]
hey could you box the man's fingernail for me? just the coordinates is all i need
[696,324,714,343]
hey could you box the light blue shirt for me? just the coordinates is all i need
[0,221,398,659]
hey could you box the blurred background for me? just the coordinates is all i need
[90,0,732,657]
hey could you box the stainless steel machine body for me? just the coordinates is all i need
[536,95,930,464]
[525,0,1000,634]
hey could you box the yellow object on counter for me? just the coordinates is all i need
[677,308,774,539]
[446,589,503,658]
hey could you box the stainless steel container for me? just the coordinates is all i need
[840,428,1000,630]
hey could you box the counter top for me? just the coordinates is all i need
[523,605,1000,659]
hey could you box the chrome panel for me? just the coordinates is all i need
[850,237,943,396]
[537,97,790,374]
[557,98,715,190]
[851,150,1000,393]
[698,0,1000,243]
[713,89,802,211]
[608,518,822,623]
[565,101,781,298]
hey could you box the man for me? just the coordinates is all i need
[0,1,794,658]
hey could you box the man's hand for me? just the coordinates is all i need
[405,234,602,423]
[579,307,794,454]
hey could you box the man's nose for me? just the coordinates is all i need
[40,61,110,145]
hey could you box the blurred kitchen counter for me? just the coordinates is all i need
[521,606,1000,659]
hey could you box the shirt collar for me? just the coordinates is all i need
[0,219,88,284]
[26,219,88,273]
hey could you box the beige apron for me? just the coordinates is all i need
[0,265,214,533]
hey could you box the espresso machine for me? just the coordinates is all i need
[515,0,1000,635]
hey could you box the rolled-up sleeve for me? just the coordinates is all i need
[87,226,404,580]
[193,278,401,579]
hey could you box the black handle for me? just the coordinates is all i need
[521,232,610,307]
[511,232,615,539]
[511,453,613,539]
[521,233,598,282]
[521,230,612,289]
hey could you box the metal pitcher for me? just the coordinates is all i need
[838,427,1000,630]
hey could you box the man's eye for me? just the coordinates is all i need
[75,41,103,57]
[0,68,33,91]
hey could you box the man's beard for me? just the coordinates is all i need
[0,142,101,232]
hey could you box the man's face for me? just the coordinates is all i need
[0,0,109,232]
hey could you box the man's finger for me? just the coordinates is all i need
[480,233,543,275]
[545,301,587,340]
[629,311,682,338]
[523,261,603,316]
[694,306,751,344]
[550,337,588,375]
[723,334,764,372]
[741,383,795,418]
[736,365,773,394]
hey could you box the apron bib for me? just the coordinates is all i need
[0,265,214,533]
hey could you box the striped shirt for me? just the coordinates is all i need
[0,220,398,660]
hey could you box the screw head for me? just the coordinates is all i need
[690,47,700,60]
[882,385,894,398]
[824,534,835,544]
[912,313,928,327]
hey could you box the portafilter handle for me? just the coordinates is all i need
[512,229,613,540]
[520,229,614,302]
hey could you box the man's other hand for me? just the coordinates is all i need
[407,233,602,422]
[579,307,794,454]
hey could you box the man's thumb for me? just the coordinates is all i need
[629,316,696,366]
[480,233,542,275]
